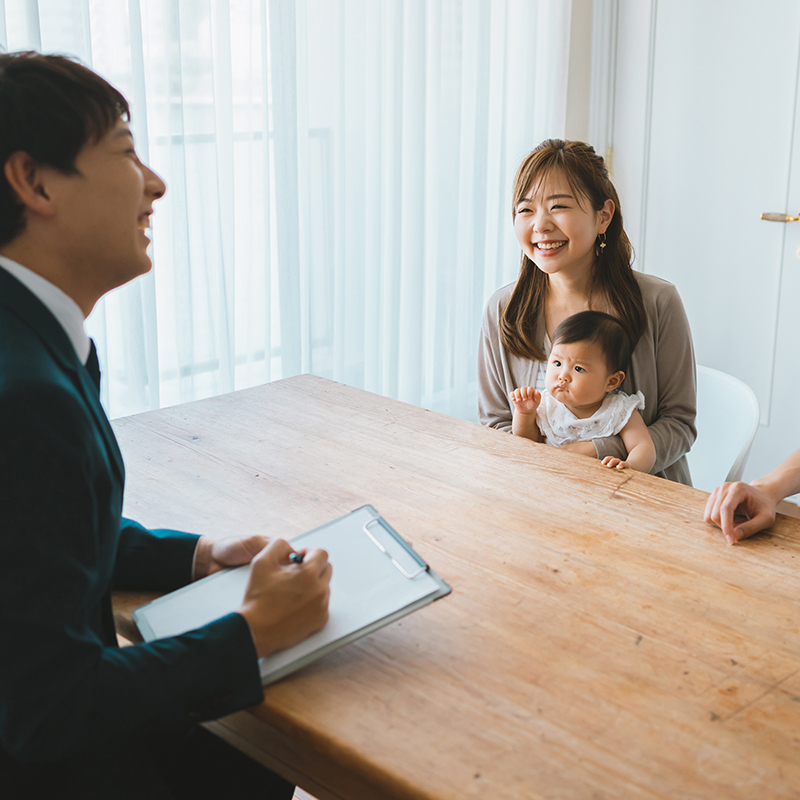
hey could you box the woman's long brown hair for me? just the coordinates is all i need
[500,139,645,361]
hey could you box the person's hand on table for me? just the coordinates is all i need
[193,534,269,580]
[238,539,332,657]
[703,482,778,545]
[601,456,629,470]
[705,448,800,545]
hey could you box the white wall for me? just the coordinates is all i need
[594,0,800,491]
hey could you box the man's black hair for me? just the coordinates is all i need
[0,51,129,245]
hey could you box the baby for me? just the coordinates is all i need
[510,310,656,473]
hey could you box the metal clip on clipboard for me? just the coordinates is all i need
[363,516,429,580]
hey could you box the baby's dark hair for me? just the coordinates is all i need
[552,310,632,374]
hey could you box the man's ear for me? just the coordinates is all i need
[3,152,57,217]
[606,369,624,392]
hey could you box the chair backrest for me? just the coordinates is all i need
[686,365,761,493]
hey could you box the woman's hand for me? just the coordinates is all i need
[704,448,800,544]
[704,482,778,544]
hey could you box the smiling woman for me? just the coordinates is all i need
[478,139,698,485]
[512,174,614,289]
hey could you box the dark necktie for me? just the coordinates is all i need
[85,338,101,392]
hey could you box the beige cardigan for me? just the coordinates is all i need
[478,272,697,485]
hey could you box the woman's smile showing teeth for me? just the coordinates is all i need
[512,166,613,278]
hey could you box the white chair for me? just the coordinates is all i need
[686,365,761,493]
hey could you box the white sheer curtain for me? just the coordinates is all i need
[0,0,570,421]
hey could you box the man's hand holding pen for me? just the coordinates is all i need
[238,539,332,658]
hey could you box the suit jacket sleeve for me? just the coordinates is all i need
[114,517,199,590]
[0,380,263,763]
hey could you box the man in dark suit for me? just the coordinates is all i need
[0,51,332,799]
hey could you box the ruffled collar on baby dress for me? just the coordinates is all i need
[536,389,646,448]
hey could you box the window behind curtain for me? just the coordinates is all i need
[0,0,569,421]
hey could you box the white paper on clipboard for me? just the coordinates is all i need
[132,505,451,685]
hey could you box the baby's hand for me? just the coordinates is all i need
[601,456,629,470]
[510,386,541,416]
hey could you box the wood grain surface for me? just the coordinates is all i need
[112,375,800,800]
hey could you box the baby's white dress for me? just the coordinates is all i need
[536,389,646,448]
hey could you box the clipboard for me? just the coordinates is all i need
[132,505,451,685]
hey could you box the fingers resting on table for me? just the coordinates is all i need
[703,481,777,545]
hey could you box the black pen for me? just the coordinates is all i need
[288,552,304,564]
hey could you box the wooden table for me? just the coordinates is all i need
[113,374,800,800]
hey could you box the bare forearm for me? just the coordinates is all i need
[750,448,800,505]
[562,440,598,457]
[512,414,542,442]
[623,441,656,474]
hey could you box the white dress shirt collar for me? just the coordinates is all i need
[0,255,91,364]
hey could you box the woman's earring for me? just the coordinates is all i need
[595,232,607,258]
